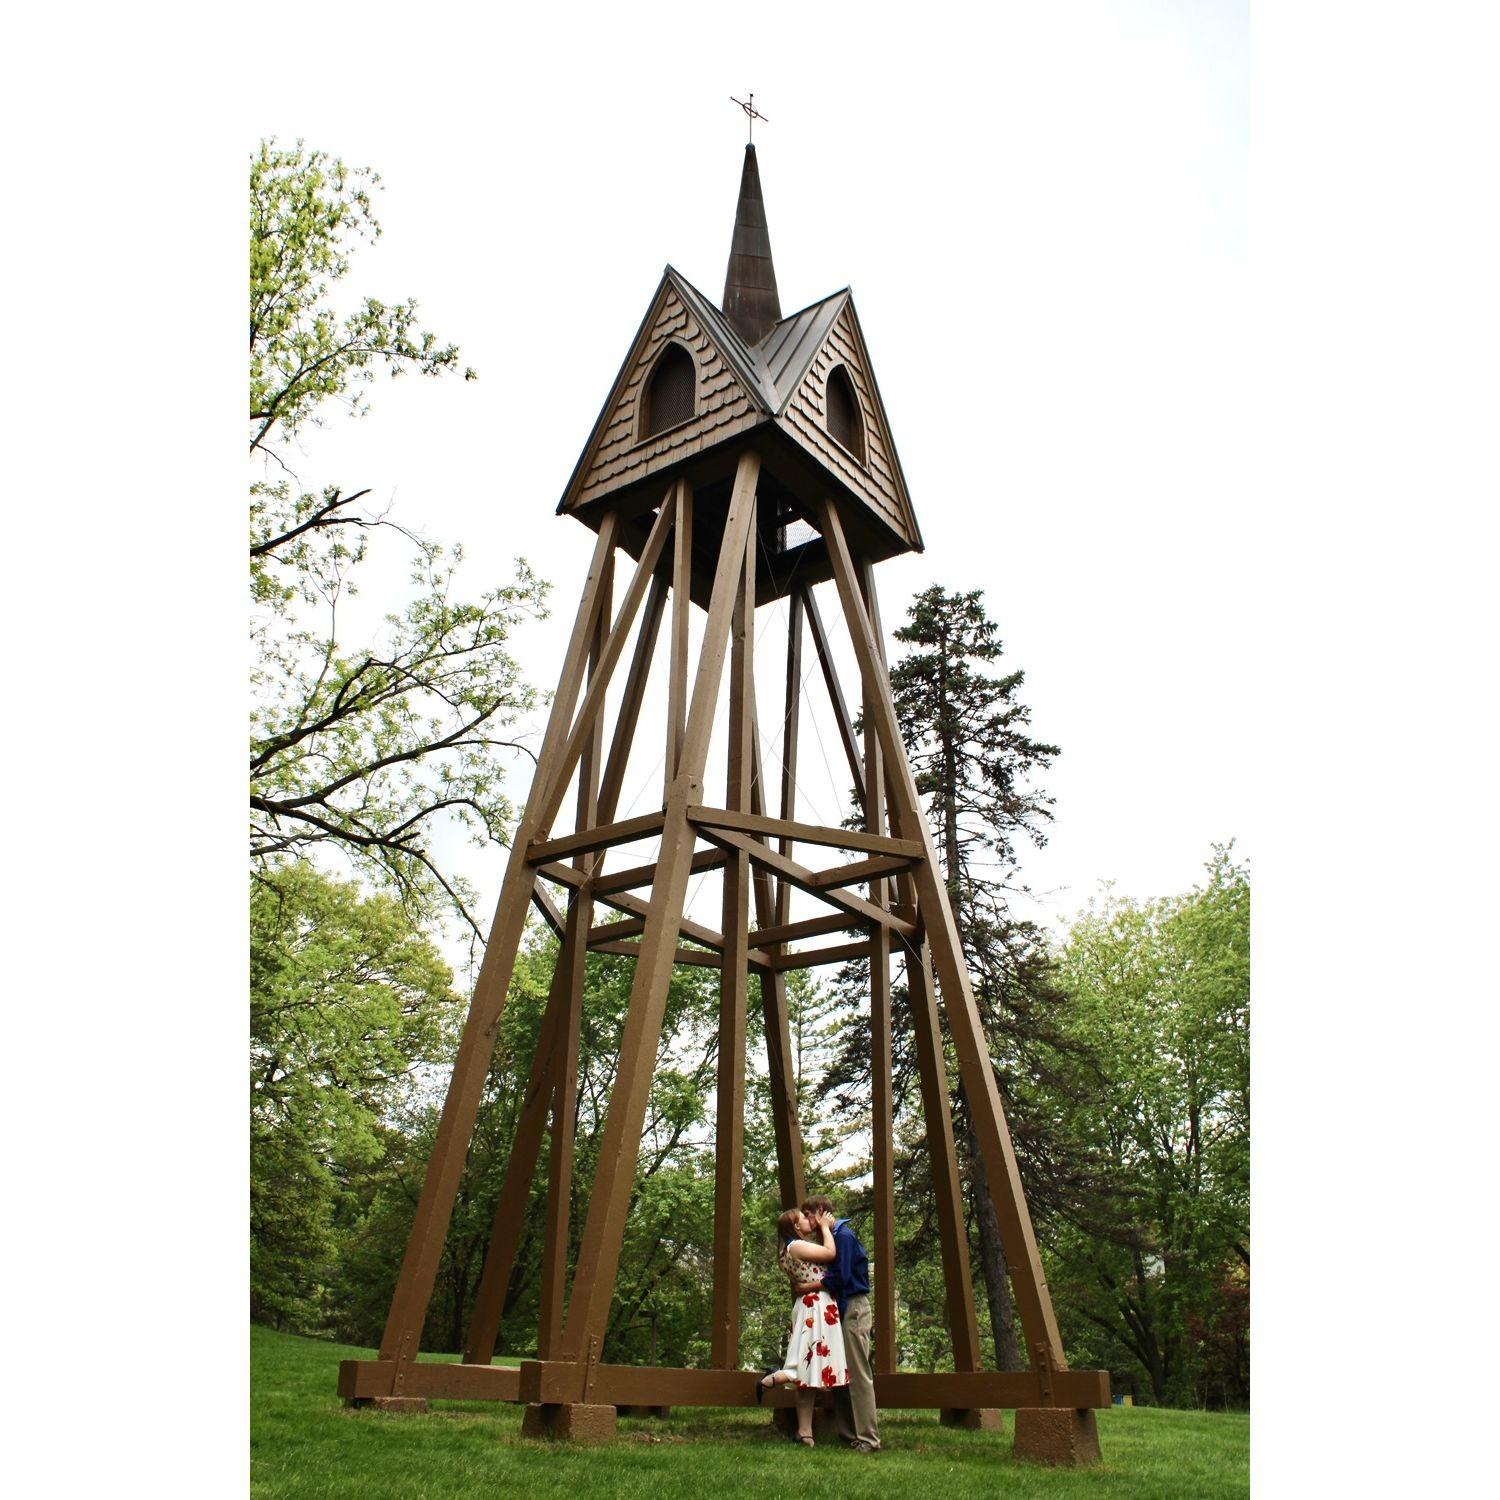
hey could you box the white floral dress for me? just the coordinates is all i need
[777,1242,850,1391]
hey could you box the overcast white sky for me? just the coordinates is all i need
[256,1,1250,947]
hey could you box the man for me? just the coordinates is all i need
[802,1194,880,1452]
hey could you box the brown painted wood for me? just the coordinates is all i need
[586,915,647,945]
[747,662,806,1208]
[527,811,667,866]
[529,498,677,835]
[770,938,875,971]
[818,496,1068,1370]
[460,938,572,1365]
[801,585,864,801]
[712,527,754,1367]
[559,452,762,1363]
[907,935,983,1370]
[685,804,921,859]
[540,557,612,1356]
[591,846,726,897]
[588,940,732,968]
[596,570,669,826]
[369,1358,1107,1410]
[861,550,897,1374]
[804,851,918,889]
[590,887,728,954]
[753,911,861,948]
[666,479,693,788]
[531,880,566,939]
[694,824,919,939]
[377,512,621,1386]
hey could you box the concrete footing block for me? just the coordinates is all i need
[940,1407,1005,1431]
[522,1402,618,1444]
[357,1395,429,1414]
[1013,1407,1102,1465]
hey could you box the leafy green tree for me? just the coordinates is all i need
[249,139,548,941]
[250,864,462,1329]
[1046,847,1250,1405]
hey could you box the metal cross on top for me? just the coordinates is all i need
[730,93,768,143]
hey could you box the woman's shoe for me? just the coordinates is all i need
[796,1434,815,1447]
[755,1369,782,1404]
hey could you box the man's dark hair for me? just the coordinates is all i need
[801,1194,837,1220]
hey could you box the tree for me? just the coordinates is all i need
[250,864,461,1329]
[881,584,1077,1370]
[249,139,548,942]
[1046,847,1250,1405]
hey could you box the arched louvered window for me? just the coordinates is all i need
[641,342,695,438]
[826,365,865,463]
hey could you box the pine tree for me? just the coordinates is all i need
[885,586,1080,1371]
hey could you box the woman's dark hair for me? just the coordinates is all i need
[776,1208,801,1249]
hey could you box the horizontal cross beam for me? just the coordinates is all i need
[336,1359,1111,1410]
[770,938,874,971]
[527,811,666,866]
[686,805,921,860]
[695,826,919,940]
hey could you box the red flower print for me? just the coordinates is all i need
[805,1317,814,1328]
[821,1367,838,1388]
[824,1303,840,1325]
[815,1340,830,1358]
[802,1293,819,1307]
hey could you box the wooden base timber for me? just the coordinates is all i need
[522,1403,617,1444]
[941,1407,1004,1432]
[1013,1407,1102,1466]
[338,1357,1108,1412]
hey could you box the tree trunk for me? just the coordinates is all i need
[960,1100,1023,1370]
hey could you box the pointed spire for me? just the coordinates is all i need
[722,144,781,346]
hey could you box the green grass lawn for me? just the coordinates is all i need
[251,1325,1248,1500]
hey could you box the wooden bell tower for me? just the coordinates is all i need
[339,143,1109,1462]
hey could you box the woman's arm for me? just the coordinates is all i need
[789,1224,837,1265]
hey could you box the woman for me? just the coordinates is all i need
[759,1207,850,1445]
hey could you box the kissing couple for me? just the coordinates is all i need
[758,1194,880,1452]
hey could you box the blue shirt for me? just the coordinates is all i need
[820,1218,871,1316]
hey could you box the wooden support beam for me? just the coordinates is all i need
[666,480,693,789]
[861,554,897,1375]
[596,570,669,827]
[907,936,983,1370]
[376,512,621,1390]
[592,887,727,954]
[589,940,730,968]
[770,938,875,971]
[559,452,762,1364]
[591,846,726,897]
[694,825,919,940]
[803,851,918,890]
[531,880,566,939]
[340,1357,1111,1410]
[801,584,864,803]
[461,934,573,1364]
[539,555,612,1357]
[586,915,646,945]
[340,1357,1108,1410]
[712,522,754,1368]
[748,613,806,1208]
[527,811,666,866]
[530,498,677,834]
[686,805,921,860]
[819,495,1069,1371]
[752,911,862,948]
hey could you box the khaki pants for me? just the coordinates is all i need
[833,1294,880,1449]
